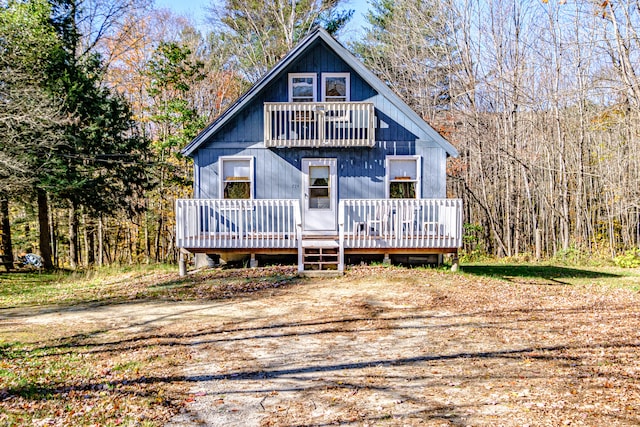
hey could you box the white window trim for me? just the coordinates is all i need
[385,155,421,199]
[288,73,317,102]
[321,72,350,102]
[219,156,255,199]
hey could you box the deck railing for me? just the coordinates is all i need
[175,199,301,250]
[176,198,462,251]
[339,199,463,249]
[264,102,375,148]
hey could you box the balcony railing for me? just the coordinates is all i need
[176,199,301,250]
[339,199,463,249]
[264,102,375,148]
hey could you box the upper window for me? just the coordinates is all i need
[289,73,316,102]
[220,156,254,199]
[321,73,350,102]
[386,156,421,199]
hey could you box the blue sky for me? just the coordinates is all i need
[154,0,370,41]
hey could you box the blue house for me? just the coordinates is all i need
[175,27,462,275]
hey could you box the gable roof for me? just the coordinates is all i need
[182,27,458,158]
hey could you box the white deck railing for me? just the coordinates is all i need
[264,102,375,148]
[176,198,462,252]
[339,199,463,249]
[175,199,301,249]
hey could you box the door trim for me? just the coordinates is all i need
[301,158,337,234]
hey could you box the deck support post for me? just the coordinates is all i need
[179,251,187,277]
[451,252,459,272]
[250,253,258,268]
[383,253,391,265]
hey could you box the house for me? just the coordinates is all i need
[175,27,462,275]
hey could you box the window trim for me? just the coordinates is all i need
[219,156,254,199]
[321,72,350,102]
[288,73,317,102]
[385,155,421,199]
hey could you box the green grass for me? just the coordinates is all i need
[460,262,640,290]
[0,263,301,308]
[0,264,177,308]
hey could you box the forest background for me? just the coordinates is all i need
[2,0,640,270]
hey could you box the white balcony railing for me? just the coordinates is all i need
[264,102,375,148]
[176,199,301,250]
[339,199,463,249]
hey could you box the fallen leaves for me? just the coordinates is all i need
[3,265,640,426]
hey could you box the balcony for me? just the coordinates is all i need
[264,102,375,148]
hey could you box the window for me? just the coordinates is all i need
[220,157,254,199]
[289,73,317,102]
[321,73,350,102]
[308,165,330,209]
[386,156,421,199]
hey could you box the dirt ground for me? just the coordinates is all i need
[6,266,640,426]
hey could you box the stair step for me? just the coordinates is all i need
[302,244,340,272]
[301,239,339,248]
[298,237,343,274]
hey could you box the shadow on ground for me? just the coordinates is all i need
[461,264,620,285]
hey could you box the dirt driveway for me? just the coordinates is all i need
[6,266,640,426]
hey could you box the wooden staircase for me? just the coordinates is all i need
[300,237,343,276]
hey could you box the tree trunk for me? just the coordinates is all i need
[50,205,58,267]
[98,216,104,267]
[69,204,79,269]
[0,194,14,267]
[83,214,95,266]
[37,189,54,270]
[144,205,151,264]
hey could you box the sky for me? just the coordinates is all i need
[153,0,371,42]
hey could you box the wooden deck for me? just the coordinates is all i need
[180,232,458,250]
[175,198,462,275]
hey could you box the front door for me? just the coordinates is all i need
[302,158,337,233]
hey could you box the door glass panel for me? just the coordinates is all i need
[309,166,330,209]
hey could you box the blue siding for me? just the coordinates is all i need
[212,41,378,143]
[194,140,445,200]
[191,38,449,201]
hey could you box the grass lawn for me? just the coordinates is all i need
[0,262,639,426]
[461,262,640,289]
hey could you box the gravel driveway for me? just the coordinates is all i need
[6,267,640,426]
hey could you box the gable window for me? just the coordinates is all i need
[289,73,317,102]
[386,156,421,199]
[220,156,254,199]
[321,73,350,102]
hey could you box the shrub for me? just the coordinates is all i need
[614,249,640,268]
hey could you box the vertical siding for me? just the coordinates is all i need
[417,143,447,198]
[191,38,450,201]
[193,141,447,201]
